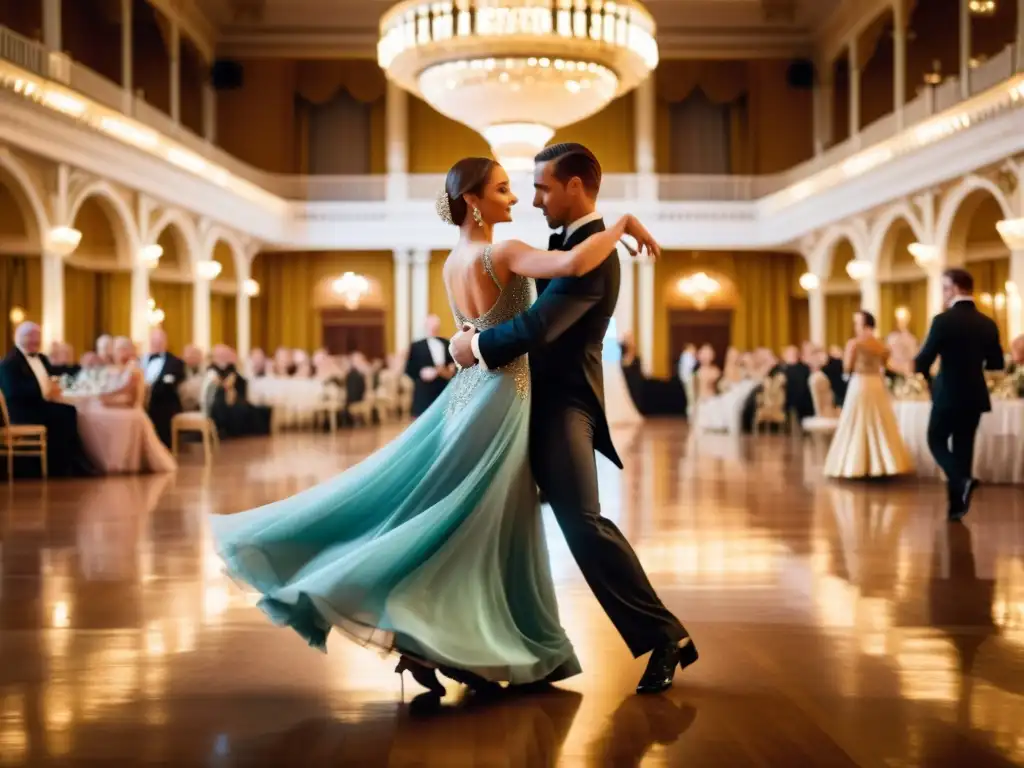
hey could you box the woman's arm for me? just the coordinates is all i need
[493,215,658,279]
[842,339,857,374]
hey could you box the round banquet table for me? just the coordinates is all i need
[893,399,1024,484]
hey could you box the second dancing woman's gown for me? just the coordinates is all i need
[210,250,581,684]
[823,343,913,479]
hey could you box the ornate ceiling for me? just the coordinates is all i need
[192,0,849,60]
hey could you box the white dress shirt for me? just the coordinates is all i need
[18,346,51,398]
[425,337,446,368]
[144,354,165,385]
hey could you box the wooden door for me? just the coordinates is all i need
[669,309,732,372]
[321,308,386,359]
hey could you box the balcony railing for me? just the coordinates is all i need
[1,24,1023,207]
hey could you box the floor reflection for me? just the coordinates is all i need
[1,423,1023,765]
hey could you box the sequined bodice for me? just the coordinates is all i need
[445,246,531,416]
[852,345,886,375]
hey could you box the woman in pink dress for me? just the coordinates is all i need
[74,337,177,474]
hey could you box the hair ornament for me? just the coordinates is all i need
[435,189,454,225]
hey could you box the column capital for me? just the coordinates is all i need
[411,249,431,266]
[393,248,411,265]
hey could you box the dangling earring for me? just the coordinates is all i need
[472,207,484,227]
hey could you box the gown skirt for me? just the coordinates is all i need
[209,367,581,684]
[823,372,914,479]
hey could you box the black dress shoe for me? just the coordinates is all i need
[636,639,699,695]
[961,478,978,515]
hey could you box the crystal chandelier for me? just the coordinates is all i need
[378,0,658,170]
[332,272,371,310]
[676,272,720,310]
[146,298,165,327]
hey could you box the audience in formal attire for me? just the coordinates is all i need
[775,345,814,422]
[249,348,268,378]
[144,329,186,447]
[48,342,81,378]
[0,322,94,477]
[404,315,455,417]
[96,334,114,365]
[208,344,272,438]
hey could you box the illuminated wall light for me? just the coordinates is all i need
[845,259,873,281]
[996,218,1024,250]
[140,244,163,269]
[8,306,26,324]
[895,306,911,323]
[798,272,820,291]
[196,259,223,281]
[908,242,939,268]
[46,226,82,257]
[243,278,260,297]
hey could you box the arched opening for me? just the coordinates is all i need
[877,218,928,340]
[945,188,1011,342]
[209,240,238,349]
[64,195,132,359]
[825,239,862,347]
[0,170,42,357]
[314,273,386,358]
[148,221,194,355]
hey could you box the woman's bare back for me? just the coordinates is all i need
[444,243,507,322]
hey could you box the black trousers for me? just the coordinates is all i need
[927,406,981,495]
[530,405,686,657]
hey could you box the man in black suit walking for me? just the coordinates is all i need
[405,314,455,417]
[915,268,1004,521]
[144,328,186,447]
[450,143,694,695]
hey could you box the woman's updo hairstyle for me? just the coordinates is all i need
[436,157,497,226]
[858,310,877,329]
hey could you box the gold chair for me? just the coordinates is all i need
[314,381,347,434]
[802,371,840,436]
[754,373,788,434]
[170,372,219,464]
[0,389,47,480]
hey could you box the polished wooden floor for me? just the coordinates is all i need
[2,421,1023,766]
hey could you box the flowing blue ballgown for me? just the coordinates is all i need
[210,248,581,684]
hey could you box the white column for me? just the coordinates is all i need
[410,249,430,341]
[637,258,655,375]
[236,259,251,362]
[130,262,149,344]
[121,0,132,97]
[393,249,411,353]
[809,289,826,346]
[615,253,635,335]
[41,251,64,349]
[1009,250,1024,340]
[634,76,657,199]
[386,80,408,202]
[960,0,971,97]
[192,279,211,352]
[849,43,861,139]
[202,83,216,142]
[894,0,907,129]
[43,0,61,51]
[169,19,181,123]
[860,277,881,317]
[926,264,945,319]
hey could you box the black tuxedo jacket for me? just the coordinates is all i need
[914,299,1004,413]
[822,357,847,405]
[146,352,186,411]
[477,218,622,468]
[405,337,454,416]
[0,348,54,422]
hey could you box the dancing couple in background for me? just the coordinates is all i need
[211,143,697,699]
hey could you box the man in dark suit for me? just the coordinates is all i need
[450,143,694,695]
[821,346,847,406]
[405,314,456,417]
[0,322,92,476]
[144,328,186,448]
[915,268,1004,521]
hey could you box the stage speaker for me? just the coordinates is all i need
[211,59,244,90]
[786,59,815,90]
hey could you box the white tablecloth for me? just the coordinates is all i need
[248,376,328,429]
[893,399,1024,484]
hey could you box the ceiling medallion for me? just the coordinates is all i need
[378,0,658,171]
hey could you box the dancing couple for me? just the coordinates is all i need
[211,143,697,698]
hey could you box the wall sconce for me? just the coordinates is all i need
[244,278,260,297]
[798,272,820,291]
[907,242,939,268]
[146,298,165,326]
[996,218,1024,250]
[47,226,82,257]
[140,244,163,270]
[8,306,25,324]
[895,306,910,324]
[196,259,223,281]
[845,259,873,281]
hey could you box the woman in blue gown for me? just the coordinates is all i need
[211,157,655,695]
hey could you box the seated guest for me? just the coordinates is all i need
[48,342,81,379]
[144,329,185,447]
[208,345,272,438]
[776,345,814,423]
[74,336,176,474]
[272,347,295,377]
[0,322,94,476]
[178,344,207,411]
[96,334,114,365]
[1010,334,1024,372]
[182,344,205,378]
[248,348,268,378]
[293,350,314,378]
[405,315,455,417]
[821,346,847,406]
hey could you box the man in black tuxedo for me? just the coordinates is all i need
[405,314,456,417]
[821,345,847,406]
[450,143,694,695]
[143,329,186,448]
[0,322,92,477]
[915,268,1004,521]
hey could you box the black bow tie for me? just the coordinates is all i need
[26,352,38,359]
[549,232,564,251]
